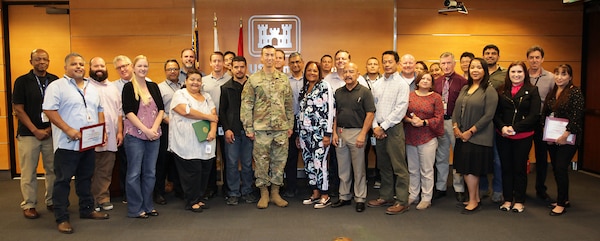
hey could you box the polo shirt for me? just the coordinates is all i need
[12,70,59,136]
[335,83,375,128]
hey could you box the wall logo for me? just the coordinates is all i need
[249,15,301,57]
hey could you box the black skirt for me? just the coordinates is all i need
[453,140,493,176]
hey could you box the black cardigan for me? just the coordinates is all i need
[122,81,164,115]
[493,84,541,133]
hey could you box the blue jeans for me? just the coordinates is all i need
[53,149,95,223]
[225,132,254,197]
[124,134,159,217]
[480,136,502,193]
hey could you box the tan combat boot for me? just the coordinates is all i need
[257,186,270,209]
[270,185,288,207]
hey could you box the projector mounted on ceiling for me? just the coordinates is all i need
[439,0,468,15]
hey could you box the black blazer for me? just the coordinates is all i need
[494,84,541,133]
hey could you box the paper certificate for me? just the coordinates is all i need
[543,116,576,145]
[79,123,106,151]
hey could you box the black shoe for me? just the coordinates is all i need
[549,208,567,216]
[461,203,481,215]
[433,190,447,200]
[154,195,167,205]
[455,192,466,202]
[331,199,351,208]
[282,189,296,198]
[355,202,365,212]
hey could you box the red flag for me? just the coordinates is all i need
[237,18,244,56]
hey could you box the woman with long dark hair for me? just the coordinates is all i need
[452,58,498,214]
[494,61,541,213]
[543,64,584,216]
[297,61,335,209]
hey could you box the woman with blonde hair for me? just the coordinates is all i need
[122,55,164,218]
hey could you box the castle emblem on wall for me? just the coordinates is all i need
[249,15,301,57]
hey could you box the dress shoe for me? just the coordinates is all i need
[499,202,511,212]
[80,211,109,220]
[433,190,447,200]
[512,204,525,213]
[367,198,394,208]
[548,202,571,209]
[355,202,365,212]
[455,192,467,202]
[46,205,54,212]
[461,203,481,215]
[385,203,409,215]
[23,208,40,219]
[57,221,73,234]
[331,199,351,208]
[154,195,167,205]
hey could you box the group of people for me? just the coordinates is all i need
[13,43,584,234]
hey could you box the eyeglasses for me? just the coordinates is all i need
[116,63,130,70]
[166,68,180,72]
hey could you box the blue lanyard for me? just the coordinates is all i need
[35,76,49,98]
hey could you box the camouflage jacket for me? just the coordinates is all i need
[241,69,294,134]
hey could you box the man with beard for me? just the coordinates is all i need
[13,49,58,219]
[179,48,204,83]
[88,57,123,212]
[480,44,506,204]
[155,59,185,204]
[220,56,257,205]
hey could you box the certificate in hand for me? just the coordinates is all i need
[79,123,106,151]
[543,116,576,145]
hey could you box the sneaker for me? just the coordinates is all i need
[491,192,503,203]
[314,197,331,209]
[416,201,431,210]
[241,193,258,204]
[226,196,239,206]
[94,205,101,212]
[100,202,113,211]
[303,196,320,205]
[373,181,381,189]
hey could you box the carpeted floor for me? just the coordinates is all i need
[1,168,599,241]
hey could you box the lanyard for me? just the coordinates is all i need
[68,77,88,108]
[35,75,49,98]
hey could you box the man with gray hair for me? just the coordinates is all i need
[283,52,304,197]
[433,52,468,202]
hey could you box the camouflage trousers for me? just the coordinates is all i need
[253,130,289,188]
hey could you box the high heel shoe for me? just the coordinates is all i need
[548,202,570,209]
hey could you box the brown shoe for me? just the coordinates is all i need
[385,203,409,215]
[57,221,73,234]
[23,208,40,219]
[367,198,393,208]
[80,211,110,220]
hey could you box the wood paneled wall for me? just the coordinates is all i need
[69,0,191,83]
[0,0,585,170]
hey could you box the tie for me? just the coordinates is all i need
[442,77,450,115]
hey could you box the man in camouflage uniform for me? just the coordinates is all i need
[241,45,294,209]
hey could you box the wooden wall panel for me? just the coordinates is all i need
[70,0,189,9]
[397,9,582,36]
[70,9,190,37]
[194,0,394,73]
[70,36,190,82]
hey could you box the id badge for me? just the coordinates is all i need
[338,138,342,147]
[205,144,212,153]
[41,112,49,123]
[370,136,376,146]
[218,126,224,136]
[443,102,448,111]
[86,112,93,122]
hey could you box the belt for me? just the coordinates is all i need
[444,115,452,120]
